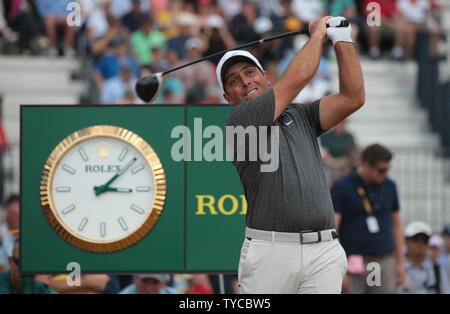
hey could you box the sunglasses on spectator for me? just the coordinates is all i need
[408,234,430,243]
[12,256,19,266]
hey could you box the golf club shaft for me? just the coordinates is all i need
[163,19,349,76]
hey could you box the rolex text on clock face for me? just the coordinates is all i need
[51,137,155,243]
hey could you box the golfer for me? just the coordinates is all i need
[218,16,365,293]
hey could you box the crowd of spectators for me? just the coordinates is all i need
[0,0,444,105]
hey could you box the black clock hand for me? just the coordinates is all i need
[94,157,137,196]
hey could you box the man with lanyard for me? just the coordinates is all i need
[220,16,365,293]
[331,144,406,293]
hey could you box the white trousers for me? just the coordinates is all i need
[238,236,348,294]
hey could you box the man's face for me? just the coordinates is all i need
[6,201,19,231]
[406,233,429,256]
[365,161,390,184]
[134,277,165,294]
[120,68,132,82]
[223,62,271,106]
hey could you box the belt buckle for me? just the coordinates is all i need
[300,230,315,244]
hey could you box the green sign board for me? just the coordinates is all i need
[21,105,245,274]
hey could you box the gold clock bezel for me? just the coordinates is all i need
[40,125,166,253]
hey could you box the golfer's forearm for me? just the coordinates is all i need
[273,34,323,119]
[335,42,365,105]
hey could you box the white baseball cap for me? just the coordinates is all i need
[216,50,264,93]
[405,221,432,238]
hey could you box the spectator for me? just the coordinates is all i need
[121,0,148,33]
[362,0,405,60]
[397,221,450,294]
[150,0,171,19]
[250,16,280,67]
[175,36,216,102]
[188,274,214,294]
[0,238,56,294]
[100,62,137,104]
[429,234,445,267]
[292,0,323,22]
[166,11,199,60]
[143,57,186,104]
[270,0,298,34]
[86,0,113,41]
[120,274,182,294]
[396,0,432,58]
[131,15,165,65]
[87,2,129,58]
[442,225,450,285]
[154,0,186,41]
[0,194,20,274]
[2,0,41,54]
[259,0,281,18]
[148,45,170,72]
[209,274,238,294]
[0,0,6,36]
[229,0,259,45]
[35,274,115,294]
[202,14,236,65]
[331,144,406,293]
[37,0,76,57]
[217,0,242,20]
[320,120,357,180]
[110,0,149,19]
[94,36,140,89]
[322,0,360,43]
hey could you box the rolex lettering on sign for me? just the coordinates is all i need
[40,125,166,253]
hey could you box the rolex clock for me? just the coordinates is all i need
[40,125,166,253]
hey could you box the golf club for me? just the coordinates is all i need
[135,19,349,103]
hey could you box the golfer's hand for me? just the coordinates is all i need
[326,16,353,46]
[309,16,330,44]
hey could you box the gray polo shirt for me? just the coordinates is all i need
[225,88,335,232]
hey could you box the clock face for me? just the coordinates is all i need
[41,126,166,253]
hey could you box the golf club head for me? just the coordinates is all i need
[135,72,163,103]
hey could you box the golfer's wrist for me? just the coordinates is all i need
[310,32,326,44]
[334,41,354,49]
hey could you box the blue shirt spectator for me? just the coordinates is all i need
[397,258,450,294]
[37,0,72,17]
[331,170,400,256]
[119,274,182,294]
[95,45,141,81]
[100,64,137,104]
